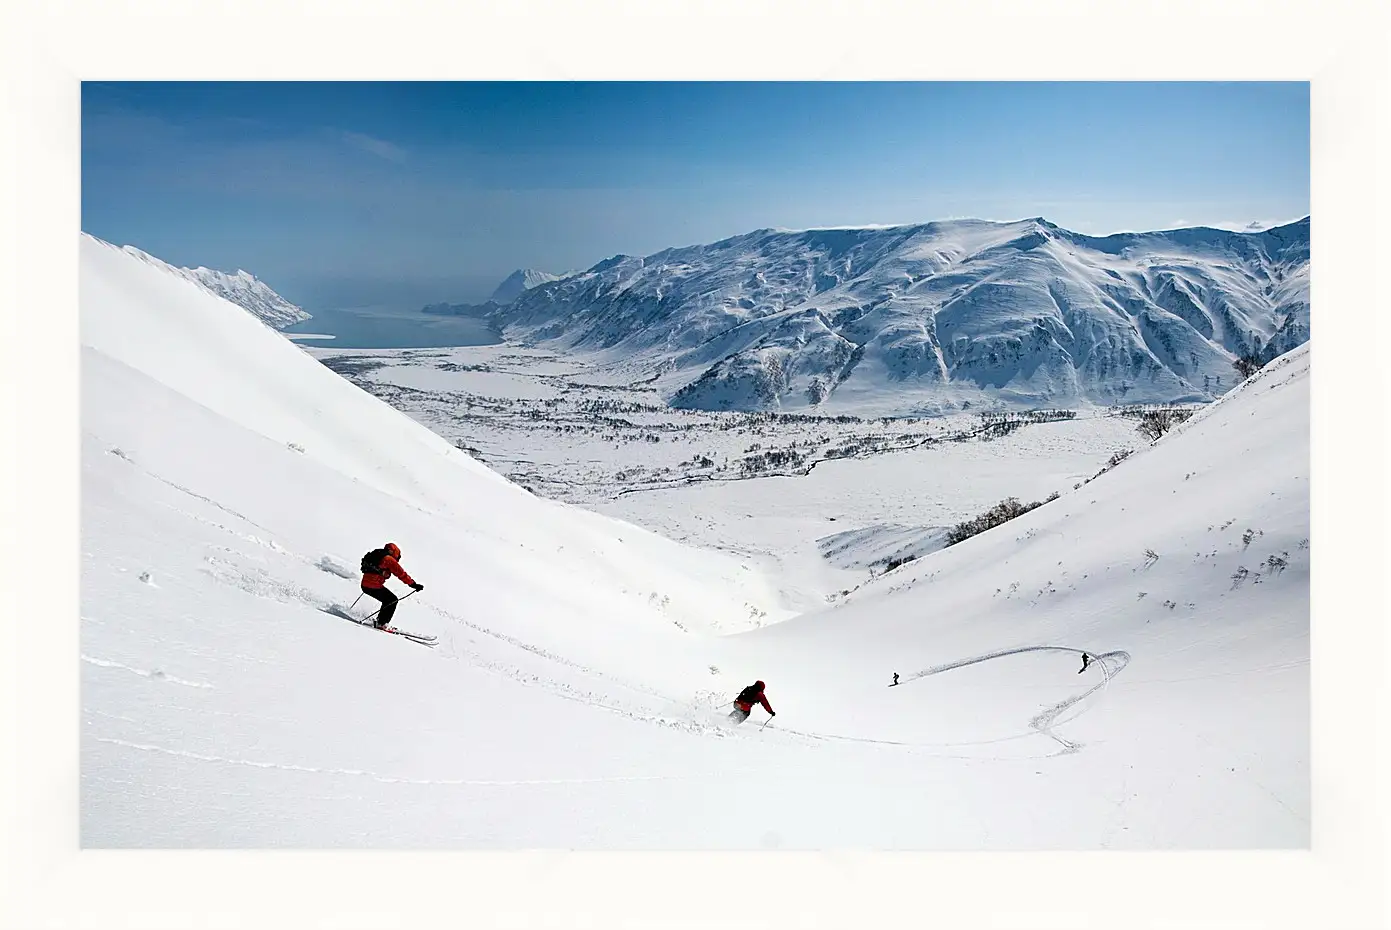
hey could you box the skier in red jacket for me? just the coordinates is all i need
[728,680,774,724]
[360,543,423,629]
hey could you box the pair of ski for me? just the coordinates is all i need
[323,603,437,646]
[350,615,436,647]
[372,622,436,645]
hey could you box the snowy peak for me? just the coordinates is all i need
[498,216,1310,415]
[178,265,311,330]
[489,268,565,305]
[113,243,311,330]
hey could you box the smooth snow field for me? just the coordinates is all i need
[75,232,1313,852]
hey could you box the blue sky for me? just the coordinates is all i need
[82,82,1309,309]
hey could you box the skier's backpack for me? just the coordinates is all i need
[735,683,762,705]
[360,548,388,575]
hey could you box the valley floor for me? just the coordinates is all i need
[306,341,1149,610]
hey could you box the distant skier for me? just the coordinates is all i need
[892,672,900,686]
[1078,652,1092,674]
[360,543,423,629]
[728,680,774,725]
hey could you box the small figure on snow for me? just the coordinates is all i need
[360,542,423,629]
[892,672,900,686]
[729,680,774,725]
[1078,652,1092,674]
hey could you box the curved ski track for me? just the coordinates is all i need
[773,646,1130,758]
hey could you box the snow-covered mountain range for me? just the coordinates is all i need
[493,217,1309,414]
[115,245,312,329]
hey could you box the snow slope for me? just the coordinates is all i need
[81,232,788,667]
[726,344,1309,849]
[115,245,312,329]
[495,217,1309,414]
[80,233,1308,848]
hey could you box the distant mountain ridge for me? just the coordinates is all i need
[490,217,1309,414]
[489,268,565,305]
[421,267,568,318]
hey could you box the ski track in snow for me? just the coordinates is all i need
[92,737,716,787]
[159,502,287,555]
[771,646,1129,758]
[318,603,740,739]
[81,654,215,690]
[175,504,737,741]
[104,442,275,534]
[908,645,1130,754]
[423,600,670,700]
[203,556,337,611]
[94,772,370,804]
[107,443,362,585]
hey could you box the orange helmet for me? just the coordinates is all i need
[384,543,401,559]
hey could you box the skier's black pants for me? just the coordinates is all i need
[362,586,398,627]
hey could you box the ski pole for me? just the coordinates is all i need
[360,589,419,624]
[759,716,774,731]
[349,593,364,611]
[358,586,417,622]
